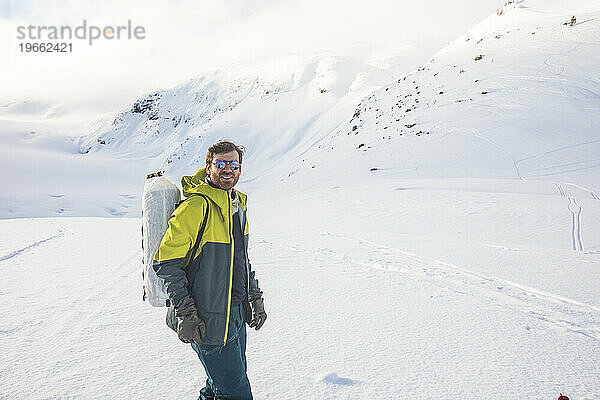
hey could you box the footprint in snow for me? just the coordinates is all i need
[0,326,21,335]
[105,207,127,217]
[321,372,360,386]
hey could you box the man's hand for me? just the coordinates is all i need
[175,299,206,346]
[248,294,267,330]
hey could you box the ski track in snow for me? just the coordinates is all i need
[0,231,65,262]
[310,231,600,341]
[555,183,586,251]
[561,181,600,200]
[568,196,584,251]
[516,139,600,164]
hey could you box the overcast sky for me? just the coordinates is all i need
[0,0,502,119]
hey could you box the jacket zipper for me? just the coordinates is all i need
[222,191,235,346]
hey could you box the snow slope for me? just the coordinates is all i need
[1,205,598,399]
[0,118,147,218]
[277,0,600,186]
[1,0,600,399]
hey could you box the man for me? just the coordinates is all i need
[153,140,267,400]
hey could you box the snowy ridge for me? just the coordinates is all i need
[281,0,600,187]
[77,54,395,179]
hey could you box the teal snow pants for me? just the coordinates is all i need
[191,303,253,400]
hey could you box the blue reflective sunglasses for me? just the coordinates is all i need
[213,159,241,170]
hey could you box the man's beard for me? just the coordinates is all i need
[211,170,239,190]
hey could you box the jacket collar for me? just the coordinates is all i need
[181,167,247,213]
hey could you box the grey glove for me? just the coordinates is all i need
[175,298,205,346]
[248,289,267,330]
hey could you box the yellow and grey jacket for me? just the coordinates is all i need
[152,167,260,346]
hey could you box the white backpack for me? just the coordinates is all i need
[141,172,181,307]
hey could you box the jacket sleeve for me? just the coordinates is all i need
[152,197,206,308]
[247,255,264,300]
[243,202,263,298]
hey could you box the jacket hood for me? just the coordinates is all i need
[181,168,247,212]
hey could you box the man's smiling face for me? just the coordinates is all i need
[206,150,241,192]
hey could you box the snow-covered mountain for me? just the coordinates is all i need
[77,54,396,181]
[279,0,600,187]
[1,54,397,218]
[67,0,599,213]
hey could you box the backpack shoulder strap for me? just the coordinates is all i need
[182,194,210,268]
